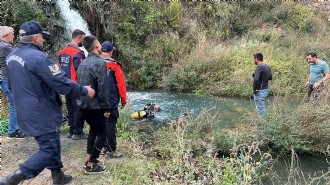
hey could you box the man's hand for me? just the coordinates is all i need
[104,112,110,118]
[305,81,310,87]
[253,90,260,94]
[120,102,126,109]
[313,82,320,89]
[84,85,95,97]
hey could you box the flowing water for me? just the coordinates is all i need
[127,91,329,184]
[128,91,254,127]
[57,0,91,35]
[56,0,91,54]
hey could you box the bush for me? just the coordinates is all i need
[163,32,310,97]
[214,125,257,154]
[254,95,330,153]
[80,1,330,95]
[279,3,327,35]
[143,110,272,184]
[0,1,47,37]
[0,120,8,135]
[117,108,137,140]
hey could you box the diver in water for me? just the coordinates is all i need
[131,102,161,119]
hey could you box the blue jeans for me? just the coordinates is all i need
[20,132,63,179]
[0,80,19,134]
[254,89,269,117]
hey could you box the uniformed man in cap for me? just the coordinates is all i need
[0,21,95,185]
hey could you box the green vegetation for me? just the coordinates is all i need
[2,1,328,97]
[101,109,274,184]
[210,94,330,155]
[0,1,47,38]
[91,2,330,97]
[0,93,9,135]
[1,1,330,184]
[257,96,330,154]
[0,119,8,135]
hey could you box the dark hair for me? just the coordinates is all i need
[307,51,317,58]
[83,35,97,52]
[253,53,263,62]
[72,29,85,39]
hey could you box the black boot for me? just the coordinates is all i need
[51,169,72,185]
[0,169,26,185]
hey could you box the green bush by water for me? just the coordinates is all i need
[115,110,273,184]
[0,1,47,38]
[257,96,330,153]
[98,2,330,97]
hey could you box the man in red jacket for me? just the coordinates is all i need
[58,29,86,140]
[101,41,127,158]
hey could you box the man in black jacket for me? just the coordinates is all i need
[252,53,272,117]
[101,41,127,158]
[77,36,110,174]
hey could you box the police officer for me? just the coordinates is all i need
[0,21,95,185]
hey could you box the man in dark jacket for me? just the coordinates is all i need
[0,26,25,139]
[58,29,86,140]
[100,41,127,158]
[77,36,110,174]
[252,53,272,117]
[0,21,95,185]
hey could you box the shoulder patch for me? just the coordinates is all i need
[48,64,61,76]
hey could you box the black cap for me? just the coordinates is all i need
[101,41,116,52]
[19,21,50,36]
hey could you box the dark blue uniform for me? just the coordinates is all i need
[6,42,87,179]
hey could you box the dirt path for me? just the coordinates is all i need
[1,136,113,185]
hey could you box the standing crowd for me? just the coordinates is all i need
[0,20,126,185]
[0,20,329,185]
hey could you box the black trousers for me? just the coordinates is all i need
[80,109,106,160]
[65,96,85,135]
[307,84,325,102]
[104,108,119,152]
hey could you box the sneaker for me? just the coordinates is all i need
[7,130,26,139]
[83,159,100,169]
[84,162,106,175]
[100,148,106,155]
[105,151,123,158]
[100,148,110,155]
[67,133,73,138]
[71,133,87,140]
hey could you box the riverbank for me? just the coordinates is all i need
[1,109,329,184]
[1,91,330,184]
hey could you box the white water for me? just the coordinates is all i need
[56,0,91,54]
[57,0,91,35]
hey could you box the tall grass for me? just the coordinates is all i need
[254,94,330,154]
[107,110,273,184]
[162,2,330,97]
[268,150,330,185]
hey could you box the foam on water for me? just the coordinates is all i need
[57,0,91,54]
